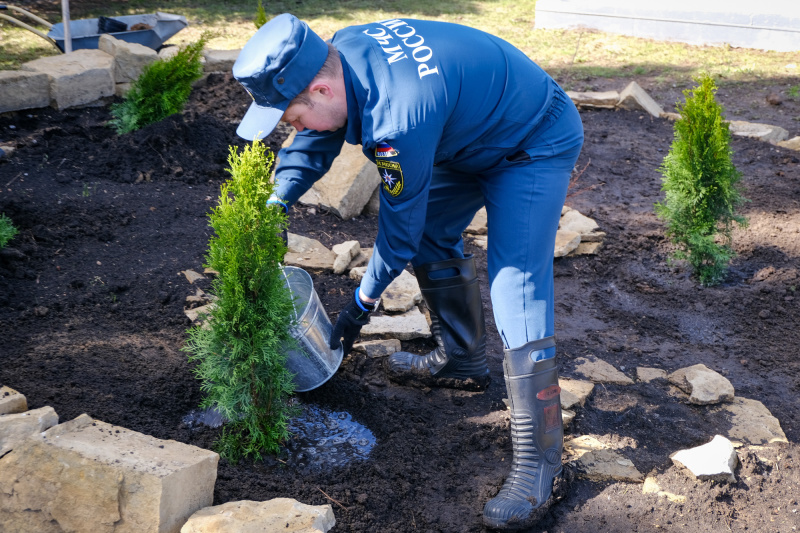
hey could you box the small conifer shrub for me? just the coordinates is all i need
[184,140,296,462]
[254,0,268,29]
[110,34,208,134]
[655,74,748,285]
[0,213,17,249]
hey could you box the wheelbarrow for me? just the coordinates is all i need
[0,5,188,53]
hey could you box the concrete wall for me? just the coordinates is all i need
[535,0,800,52]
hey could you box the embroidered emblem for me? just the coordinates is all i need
[377,160,404,197]
[375,142,399,158]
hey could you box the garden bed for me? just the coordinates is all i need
[1,71,799,532]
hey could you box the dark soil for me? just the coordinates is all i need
[2,71,800,533]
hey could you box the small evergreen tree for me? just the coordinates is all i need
[254,0,268,29]
[110,34,208,134]
[184,140,296,462]
[0,213,18,249]
[655,74,748,285]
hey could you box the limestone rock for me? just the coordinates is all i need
[567,90,619,109]
[349,266,367,283]
[158,45,180,60]
[0,70,50,113]
[559,209,600,235]
[181,499,334,533]
[560,378,594,410]
[567,241,602,256]
[185,303,216,323]
[554,229,581,257]
[637,367,667,382]
[183,269,206,284]
[465,207,487,235]
[562,409,576,427]
[362,308,431,340]
[642,476,686,503]
[285,233,335,270]
[573,356,634,385]
[660,111,681,121]
[728,120,790,144]
[0,406,58,457]
[363,184,381,215]
[0,386,27,415]
[380,270,422,312]
[0,413,219,533]
[777,136,800,151]
[332,240,361,275]
[722,397,788,446]
[287,131,379,220]
[617,81,665,118]
[565,436,643,482]
[347,248,372,270]
[668,364,734,405]
[98,34,158,83]
[22,49,115,110]
[671,435,738,483]
[203,49,240,73]
[352,339,402,358]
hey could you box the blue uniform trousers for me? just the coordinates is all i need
[410,93,584,360]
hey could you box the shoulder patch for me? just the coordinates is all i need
[375,142,399,158]
[377,160,404,197]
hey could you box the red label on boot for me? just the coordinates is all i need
[543,404,561,433]
[537,385,561,401]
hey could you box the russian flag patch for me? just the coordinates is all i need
[375,142,399,158]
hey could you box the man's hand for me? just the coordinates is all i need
[330,289,375,355]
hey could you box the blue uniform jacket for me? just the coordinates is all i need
[274,18,561,299]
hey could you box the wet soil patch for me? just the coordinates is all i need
[2,72,800,532]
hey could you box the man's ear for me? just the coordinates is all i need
[308,80,335,100]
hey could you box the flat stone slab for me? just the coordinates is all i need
[567,90,619,109]
[565,435,643,482]
[618,81,664,118]
[332,240,361,275]
[352,339,402,358]
[668,364,734,405]
[722,396,788,446]
[671,435,738,483]
[0,386,27,415]
[22,49,115,110]
[573,356,634,385]
[286,233,335,270]
[362,308,431,340]
[0,413,219,533]
[0,406,58,457]
[637,367,667,382]
[554,229,581,257]
[0,70,50,113]
[203,49,240,73]
[181,498,335,533]
[728,120,790,144]
[560,378,594,410]
[380,270,422,312]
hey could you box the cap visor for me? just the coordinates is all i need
[237,102,285,141]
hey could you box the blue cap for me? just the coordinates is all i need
[233,13,329,140]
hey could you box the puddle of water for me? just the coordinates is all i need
[284,404,376,470]
[181,402,376,469]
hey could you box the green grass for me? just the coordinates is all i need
[2,0,799,86]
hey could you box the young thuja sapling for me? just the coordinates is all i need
[0,213,18,249]
[183,140,297,462]
[110,33,209,134]
[655,74,748,285]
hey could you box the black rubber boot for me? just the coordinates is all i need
[483,337,563,530]
[387,255,490,390]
